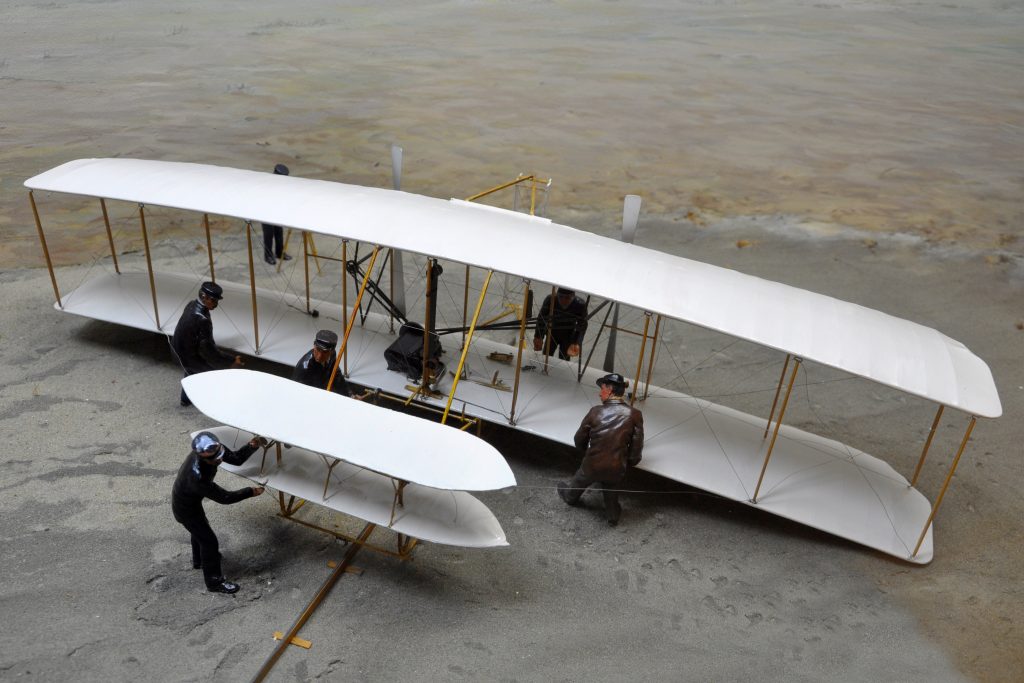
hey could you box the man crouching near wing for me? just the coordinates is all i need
[172,432,266,594]
[557,373,644,526]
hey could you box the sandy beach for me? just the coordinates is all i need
[1,1,1022,681]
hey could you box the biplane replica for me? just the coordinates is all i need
[25,157,1002,565]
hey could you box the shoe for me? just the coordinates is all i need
[605,498,622,526]
[557,481,579,507]
[281,253,292,261]
[192,562,201,569]
[207,579,239,594]
[265,254,276,265]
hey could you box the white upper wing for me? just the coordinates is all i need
[28,158,1001,417]
[182,370,516,491]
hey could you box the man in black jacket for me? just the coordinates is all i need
[171,281,242,406]
[533,287,588,359]
[291,329,354,397]
[171,432,265,594]
[557,373,644,526]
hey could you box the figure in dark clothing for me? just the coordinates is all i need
[291,329,355,398]
[171,431,265,594]
[262,163,292,265]
[170,281,242,406]
[558,373,644,526]
[533,287,588,359]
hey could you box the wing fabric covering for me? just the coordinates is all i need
[26,158,1000,417]
[182,370,515,491]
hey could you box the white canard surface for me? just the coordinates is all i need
[26,158,1000,417]
[202,426,507,548]
[182,369,516,491]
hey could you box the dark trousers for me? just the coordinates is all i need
[263,225,284,259]
[177,513,223,588]
[180,371,191,406]
[538,335,573,360]
[562,468,622,523]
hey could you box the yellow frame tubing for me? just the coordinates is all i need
[642,315,662,400]
[251,522,376,683]
[479,304,517,329]
[764,354,792,439]
[629,313,652,407]
[137,204,161,329]
[322,459,340,500]
[28,190,62,308]
[464,174,534,202]
[443,270,494,424]
[308,233,323,276]
[100,198,120,274]
[202,213,214,281]
[910,404,944,487]
[912,416,977,558]
[244,222,261,353]
[509,280,531,426]
[302,232,311,314]
[328,246,380,392]
[753,358,801,503]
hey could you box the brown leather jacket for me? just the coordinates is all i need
[573,397,644,483]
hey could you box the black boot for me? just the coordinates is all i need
[206,577,239,594]
[604,494,622,527]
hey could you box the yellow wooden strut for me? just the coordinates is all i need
[244,221,260,353]
[912,416,976,558]
[100,198,120,274]
[327,246,380,392]
[753,358,801,503]
[442,270,494,424]
[28,190,62,308]
[137,204,161,329]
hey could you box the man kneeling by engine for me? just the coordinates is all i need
[171,432,265,594]
[557,373,644,526]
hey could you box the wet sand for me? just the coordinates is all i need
[1,2,1022,681]
[3,0,1022,267]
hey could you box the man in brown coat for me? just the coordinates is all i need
[557,373,644,525]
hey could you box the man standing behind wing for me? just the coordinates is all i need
[557,373,644,526]
[291,329,357,398]
[171,281,242,407]
[533,287,588,359]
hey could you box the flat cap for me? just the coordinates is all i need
[596,372,628,389]
[314,329,339,349]
[199,281,223,300]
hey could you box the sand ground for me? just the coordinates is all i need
[1,1,1022,682]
